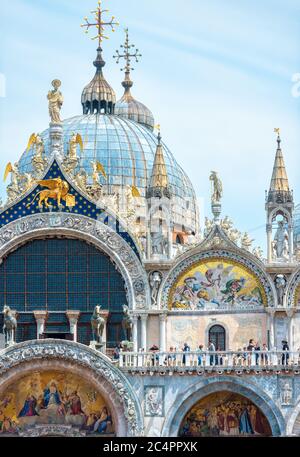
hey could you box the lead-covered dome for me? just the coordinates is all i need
[18,114,198,233]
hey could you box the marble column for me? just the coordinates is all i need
[132,315,138,352]
[33,311,48,339]
[140,314,148,351]
[287,309,295,351]
[159,314,167,352]
[288,225,294,263]
[267,224,273,263]
[266,308,275,349]
[66,311,80,342]
[99,310,109,346]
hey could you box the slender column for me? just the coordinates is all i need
[140,314,148,351]
[287,309,295,351]
[288,225,293,263]
[267,224,273,263]
[66,311,80,342]
[132,315,138,352]
[99,310,109,346]
[33,311,48,339]
[266,308,275,349]
[159,314,167,352]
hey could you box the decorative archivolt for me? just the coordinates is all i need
[0,213,150,310]
[286,268,300,307]
[0,340,144,436]
[160,248,276,310]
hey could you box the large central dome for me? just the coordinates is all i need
[18,114,198,233]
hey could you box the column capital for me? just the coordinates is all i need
[265,307,276,316]
[66,310,81,322]
[286,308,296,318]
[159,313,168,322]
[33,311,48,321]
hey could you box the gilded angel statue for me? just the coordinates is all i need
[69,133,83,159]
[91,160,107,186]
[47,79,63,123]
[3,162,21,202]
[26,133,46,174]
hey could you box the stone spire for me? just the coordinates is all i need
[80,1,119,115]
[147,128,171,199]
[269,131,290,192]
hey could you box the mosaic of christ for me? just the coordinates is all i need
[170,259,266,310]
[0,370,114,436]
[179,391,272,437]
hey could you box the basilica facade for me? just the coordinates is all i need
[0,3,300,438]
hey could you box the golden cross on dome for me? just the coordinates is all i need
[113,28,142,74]
[81,0,119,46]
[274,127,280,136]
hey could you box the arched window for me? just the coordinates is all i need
[208,325,226,350]
[0,238,128,347]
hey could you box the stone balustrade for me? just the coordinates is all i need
[118,350,300,373]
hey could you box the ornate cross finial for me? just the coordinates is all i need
[81,0,119,47]
[113,28,142,75]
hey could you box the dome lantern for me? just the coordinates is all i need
[80,1,119,115]
[114,29,155,131]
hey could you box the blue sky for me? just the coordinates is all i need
[1,0,300,250]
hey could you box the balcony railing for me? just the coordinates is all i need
[118,350,300,372]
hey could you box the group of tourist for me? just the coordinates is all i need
[114,339,292,367]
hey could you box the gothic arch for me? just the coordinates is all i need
[0,213,150,310]
[286,400,300,435]
[0,339,144,437]
[161,376,285,437]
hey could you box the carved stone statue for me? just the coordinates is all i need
[252,246,264,260]
[74,169,88,192]
[275,274,286,307]
[2,305,17,347]
[204,217,213,236]
[149,271,162,307]
[47,79,63,124]
[151,228,168,256]
[221,216,233,232]
[228,228,241,244]
[121,304,133,341]
[209,171,223,204]
[281,382,292,405]
[273,220,289,259]
[22,173,36,193]
[241,232,254,251]
[90,305,105,343]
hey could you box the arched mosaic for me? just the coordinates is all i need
[286,268,300,307]
[0,370,114,436]
[179,391,272,437]
[168,256,267,310]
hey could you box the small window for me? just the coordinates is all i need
[209,325,226,351]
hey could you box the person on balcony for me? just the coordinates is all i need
[196,344,204,366]
[247,339,255,366]
[182,342,191,365]
[261,343,268,366]
[208,340,216,366]
[281,340,289,365]
[165,346,176,366]
[254,342,261,365]
[149,344,159,366]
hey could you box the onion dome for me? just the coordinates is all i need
[81,46,116,115]
[114,29,154,131]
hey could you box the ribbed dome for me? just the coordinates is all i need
[18,114,198,232]
[81,47,116,115]
[115,92,154,131]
